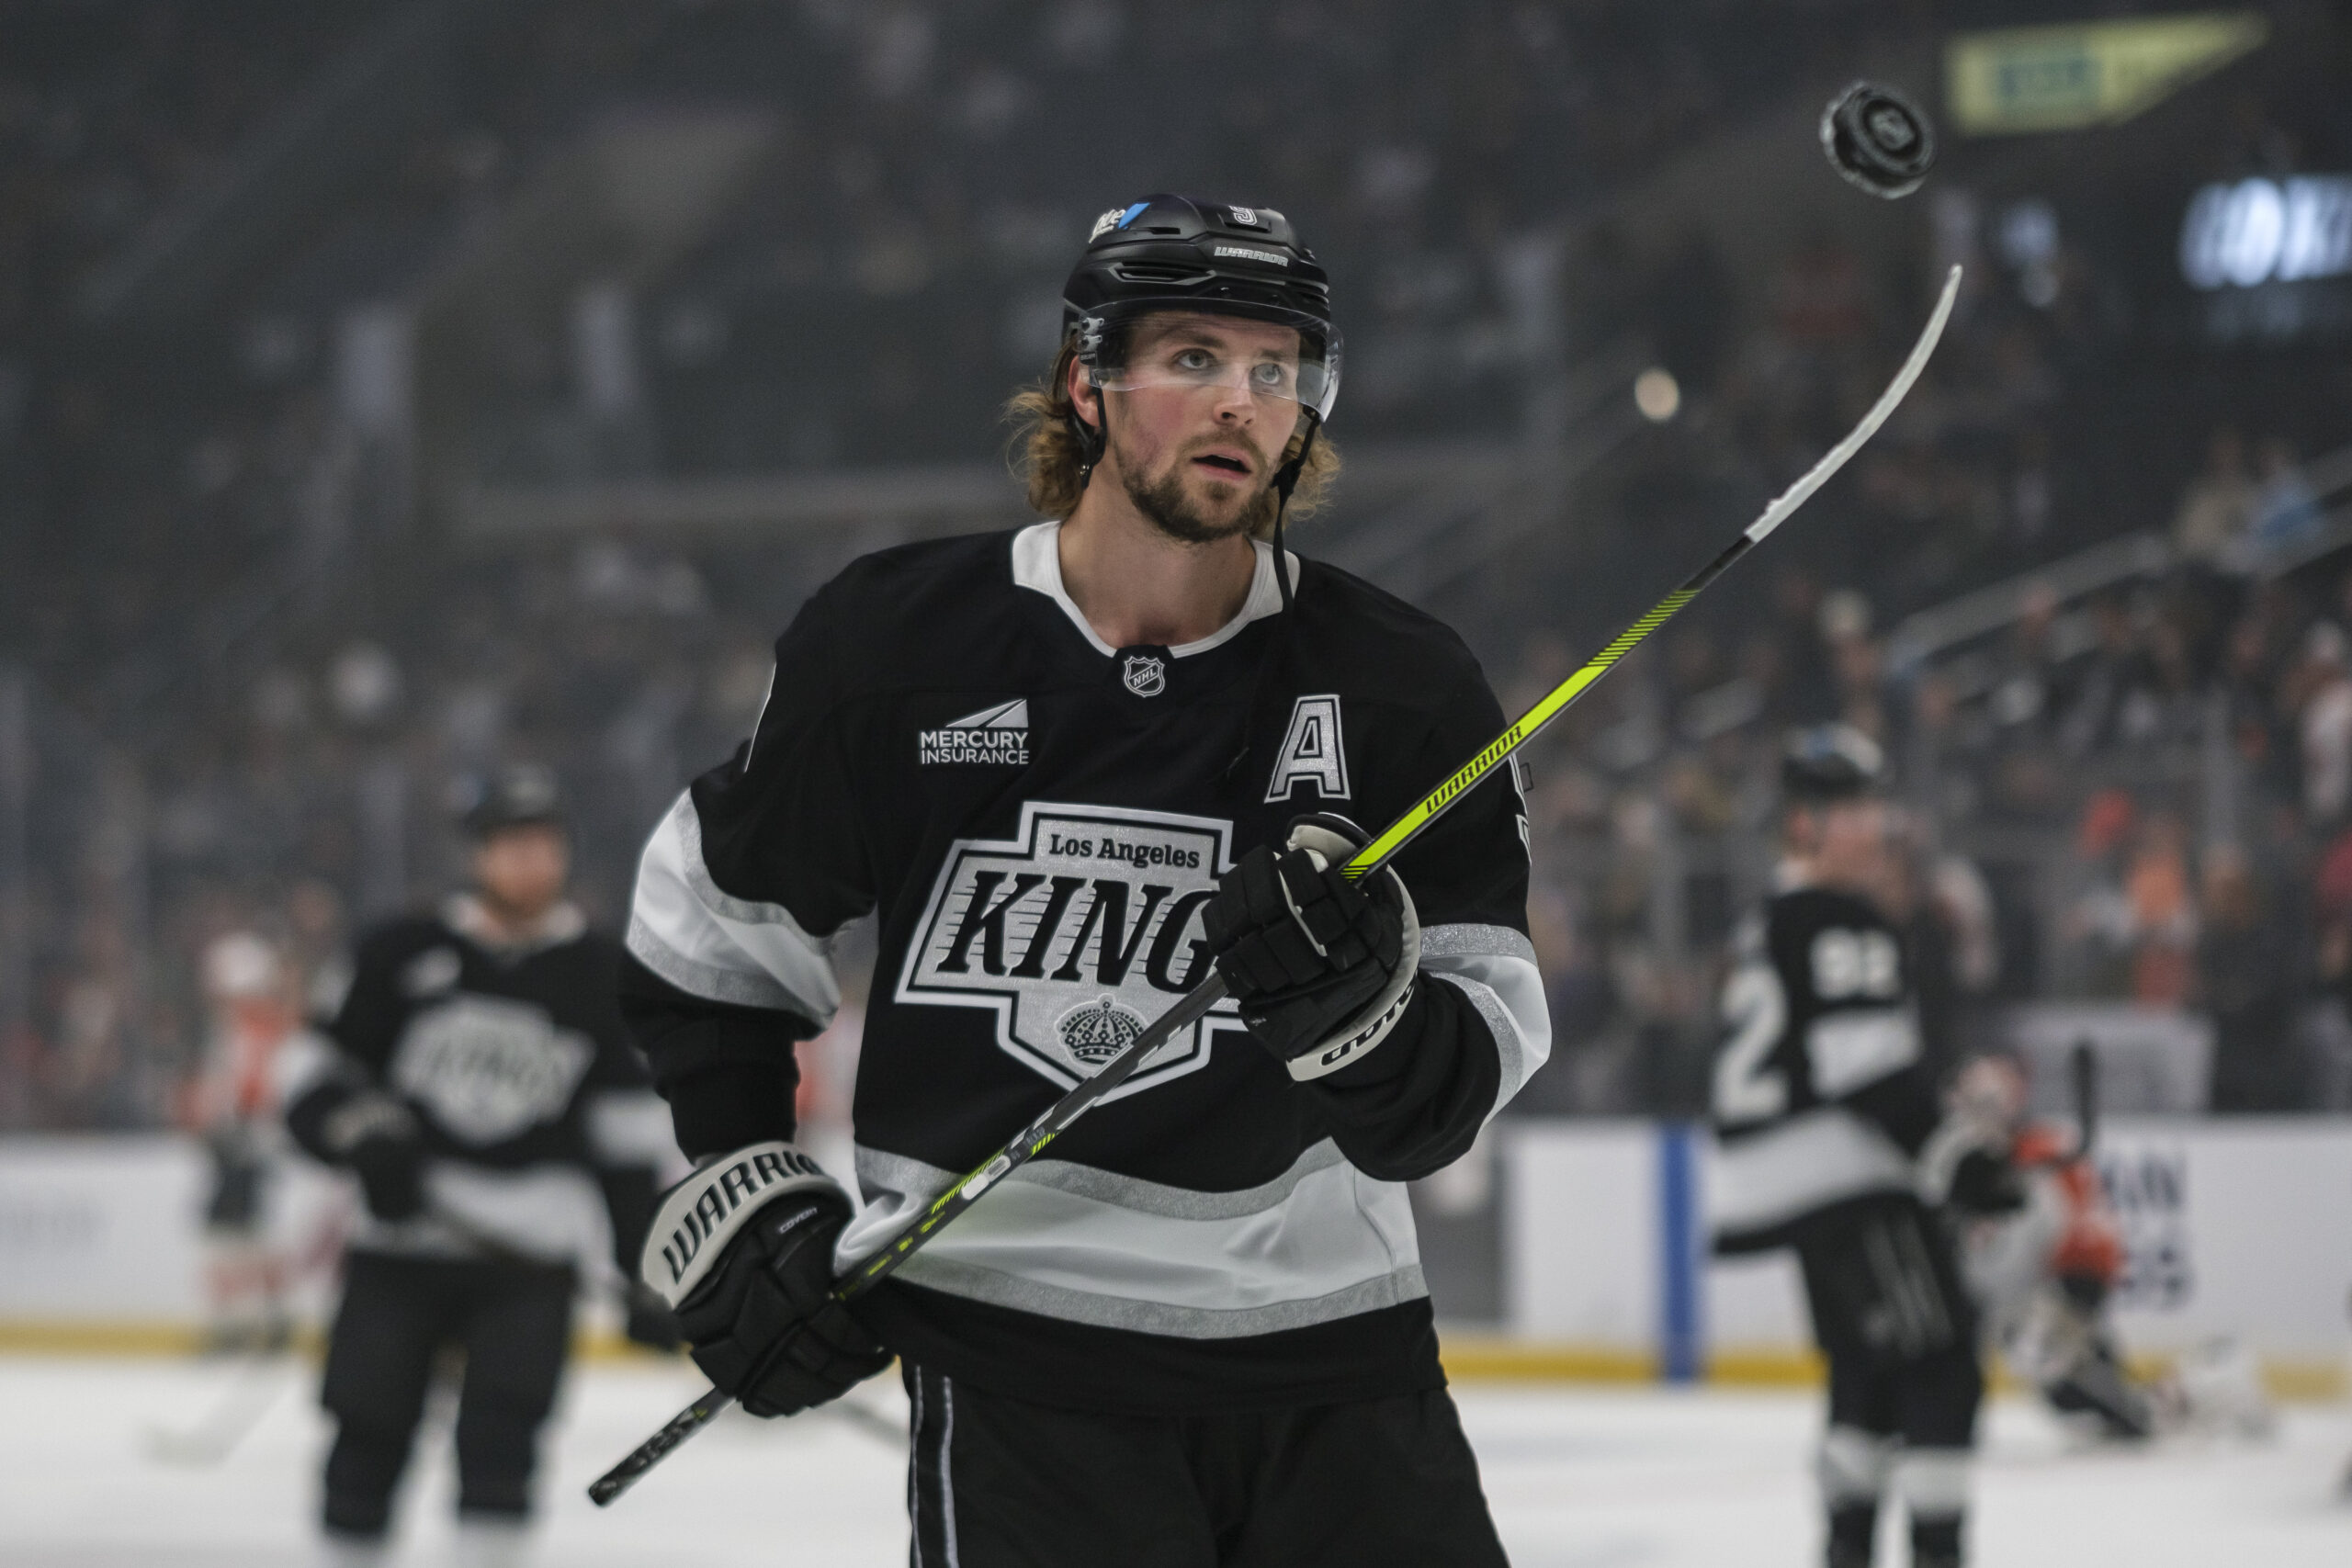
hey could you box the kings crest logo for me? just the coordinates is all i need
[1057,995,1145,1066]
[390,995,594,1144]
[920,698,1030,766]
[1122,655,1166,698]
[896,802,1242,1097]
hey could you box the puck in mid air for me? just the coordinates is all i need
[1819,80,1935,200]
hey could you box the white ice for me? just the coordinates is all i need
[2,1355,2348,1566]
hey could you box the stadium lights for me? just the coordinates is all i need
[1634,367,1681,423]
[2179,175,2352,290]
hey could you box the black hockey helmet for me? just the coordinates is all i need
[1063,194,1339,417]
[458,763,565,839]
[1057,195,1339,615]
[1781,724,1886,804]
[1061,195,1341,480]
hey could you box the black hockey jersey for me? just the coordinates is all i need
[1709,883,1942,1254]
[282,897,677,1276]
[622,522,1549,1413]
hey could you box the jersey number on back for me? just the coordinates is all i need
[1810,928,1899,999]
[1713,962,1788,1124]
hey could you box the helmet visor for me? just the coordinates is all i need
[1079,301,1340,423]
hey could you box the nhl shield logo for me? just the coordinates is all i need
[1122,655,1166,698]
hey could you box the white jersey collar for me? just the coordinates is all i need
[444,893,586,955]
[1011,519,1299,660]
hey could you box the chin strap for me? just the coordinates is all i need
[1071,379,1108,489]
[1266,417,1318,615]
[1223,416,1321,787]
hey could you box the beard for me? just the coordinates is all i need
[1119,446,1268,545]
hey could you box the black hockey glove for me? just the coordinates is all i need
[1204,815,1421,1081]
[1917,1110,2025,1217]
[1945,1148,2028,1217]
[640,1142,891,1418]
[319,1092,426,1223]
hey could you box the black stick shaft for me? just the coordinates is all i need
[2071,1039,2098,1156]
[587,1389,733,1506]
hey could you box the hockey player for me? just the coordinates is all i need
[622,194,1548,1564]
[282,766,679,1567]
[1711,727,2013,1568]
[182,931,302,1352]
[1941,1055,2154,1440]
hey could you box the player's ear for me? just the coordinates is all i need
[1065,352,1101,429]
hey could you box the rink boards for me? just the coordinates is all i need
[2,1122,2348,1391]
[1502,1116,2352,1392]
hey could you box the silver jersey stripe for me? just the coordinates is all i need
[625,792,841,1023]
[1807,1006,1922,1098]
[1419,923,1550,1112]
[853,1139,1352,1224]
[1419,922,1537,964]
[841,1141,1425,1340]
[669,795,837,936]
[895,1254,1430,1340]
[349,1161,614,1282]
[584,1088,682,1168]
[1433,974,1524,1114]
[1710,1105,1916,1242]
[626,913,809,1011]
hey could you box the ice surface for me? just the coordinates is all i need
[2,1355,2347,1566]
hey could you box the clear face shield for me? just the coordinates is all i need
[1079,302,1342,428]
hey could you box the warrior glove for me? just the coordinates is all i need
[318,1092,427,1223]
[640,1143,890,1418]
[1204,815,1421,1081]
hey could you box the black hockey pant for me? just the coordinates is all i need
[1796,1196,1983,1566]
[319,1251,575,1539]
[901,1363,1510,1568]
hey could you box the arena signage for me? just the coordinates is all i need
[2179,175,2352,290]
[1945,14,2267,135]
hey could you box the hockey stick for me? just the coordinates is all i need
[589,266,1964,1508]
[141,1187,354,1467]
[2070,1039,2099,1157]
[142,1348,297,1466]
[144,1201,575,1468]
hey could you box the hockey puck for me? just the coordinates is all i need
[1819,81,1935,200]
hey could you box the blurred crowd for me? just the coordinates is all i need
[1,1,2347,1131]
[1509,440,2352,1120]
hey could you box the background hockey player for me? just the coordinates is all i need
[621,194,1550,1564]
[1941,1054,2154,1440]
[280,766,679,1568]
[180,930,303,1353]
[1711,726,2018,1568]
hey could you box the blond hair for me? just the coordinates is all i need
[1004,341,1340,539]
